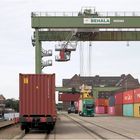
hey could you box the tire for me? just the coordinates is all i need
[79,111,82,116]
[68,111,71,114]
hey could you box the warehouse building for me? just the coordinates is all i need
[63,74,139,89]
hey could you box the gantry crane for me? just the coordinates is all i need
[31,7,140,74]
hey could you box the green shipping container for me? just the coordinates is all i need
[123,104,134,117]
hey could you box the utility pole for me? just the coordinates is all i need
[88,42,92,76]
[80,42,84,76]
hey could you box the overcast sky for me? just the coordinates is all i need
[0,0,140,99]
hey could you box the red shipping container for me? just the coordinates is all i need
[115,92,123,105]
[108,107,115,115]
[105,99,109,106]
[134,88,140,103]
[95,106,105,114]
[115,104,123,116]
[19,74,56,119]
[123,90,134,104]
[104,106,108,113]
[95,99,105,106]
[59,93,80,102]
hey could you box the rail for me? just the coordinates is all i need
[0,122,18,130]
[64,114,134,140]
[32,11,140,17]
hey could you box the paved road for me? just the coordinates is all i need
[48,112,140,140]
[12,112,140,139]
[48,114,97,139]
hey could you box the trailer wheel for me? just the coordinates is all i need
[68,111,71,114]
[25,127,29,134]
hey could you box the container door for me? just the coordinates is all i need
[123,104,134,117]
[134,103,140,117]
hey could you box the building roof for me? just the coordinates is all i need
[63,74,140,89]
[0,95,5,100]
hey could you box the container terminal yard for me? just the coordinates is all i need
[1,2,140,139]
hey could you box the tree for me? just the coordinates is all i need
[5,98,19,112]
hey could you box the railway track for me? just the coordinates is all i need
[0,122,18,130]
[65,114,134,140]
[63,114,105,139]
[13,126,57,139]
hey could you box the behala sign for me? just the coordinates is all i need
[84,18,110,24]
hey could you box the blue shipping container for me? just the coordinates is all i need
[123,104,133,117]
[109,96,115,106]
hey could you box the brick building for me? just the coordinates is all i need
[0,94,5,117]
[63,74,140,90]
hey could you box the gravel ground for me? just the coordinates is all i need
[0,124,22,139]
[0,120,14,127]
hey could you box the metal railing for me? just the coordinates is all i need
[32,11,140,17]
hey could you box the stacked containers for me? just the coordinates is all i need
[134,88,140,117]
[123,90,134,117]
[95,98,106,114]
[108,96,115,115]
[114,92,123,116]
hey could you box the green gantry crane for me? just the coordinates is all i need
[31,7,140,74]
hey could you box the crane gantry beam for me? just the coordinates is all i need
[31,9,140,74]
[35,31,140,41]
[32,11,140,28]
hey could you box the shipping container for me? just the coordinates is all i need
[123,90,134,104]
[104,106,108,113]
[109,96,115,106]
[95,106,105,114]
[115,92,123,105]
[19,74,56,133]
[78,98,94,117]
[59,93,80,102]
[95,99,106,106]
[134,103,140,117]
[115,104,123,116]
[134,88,140,103]
[108,107,115,115]
[105,99,109,106]
[123,104,133,117]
